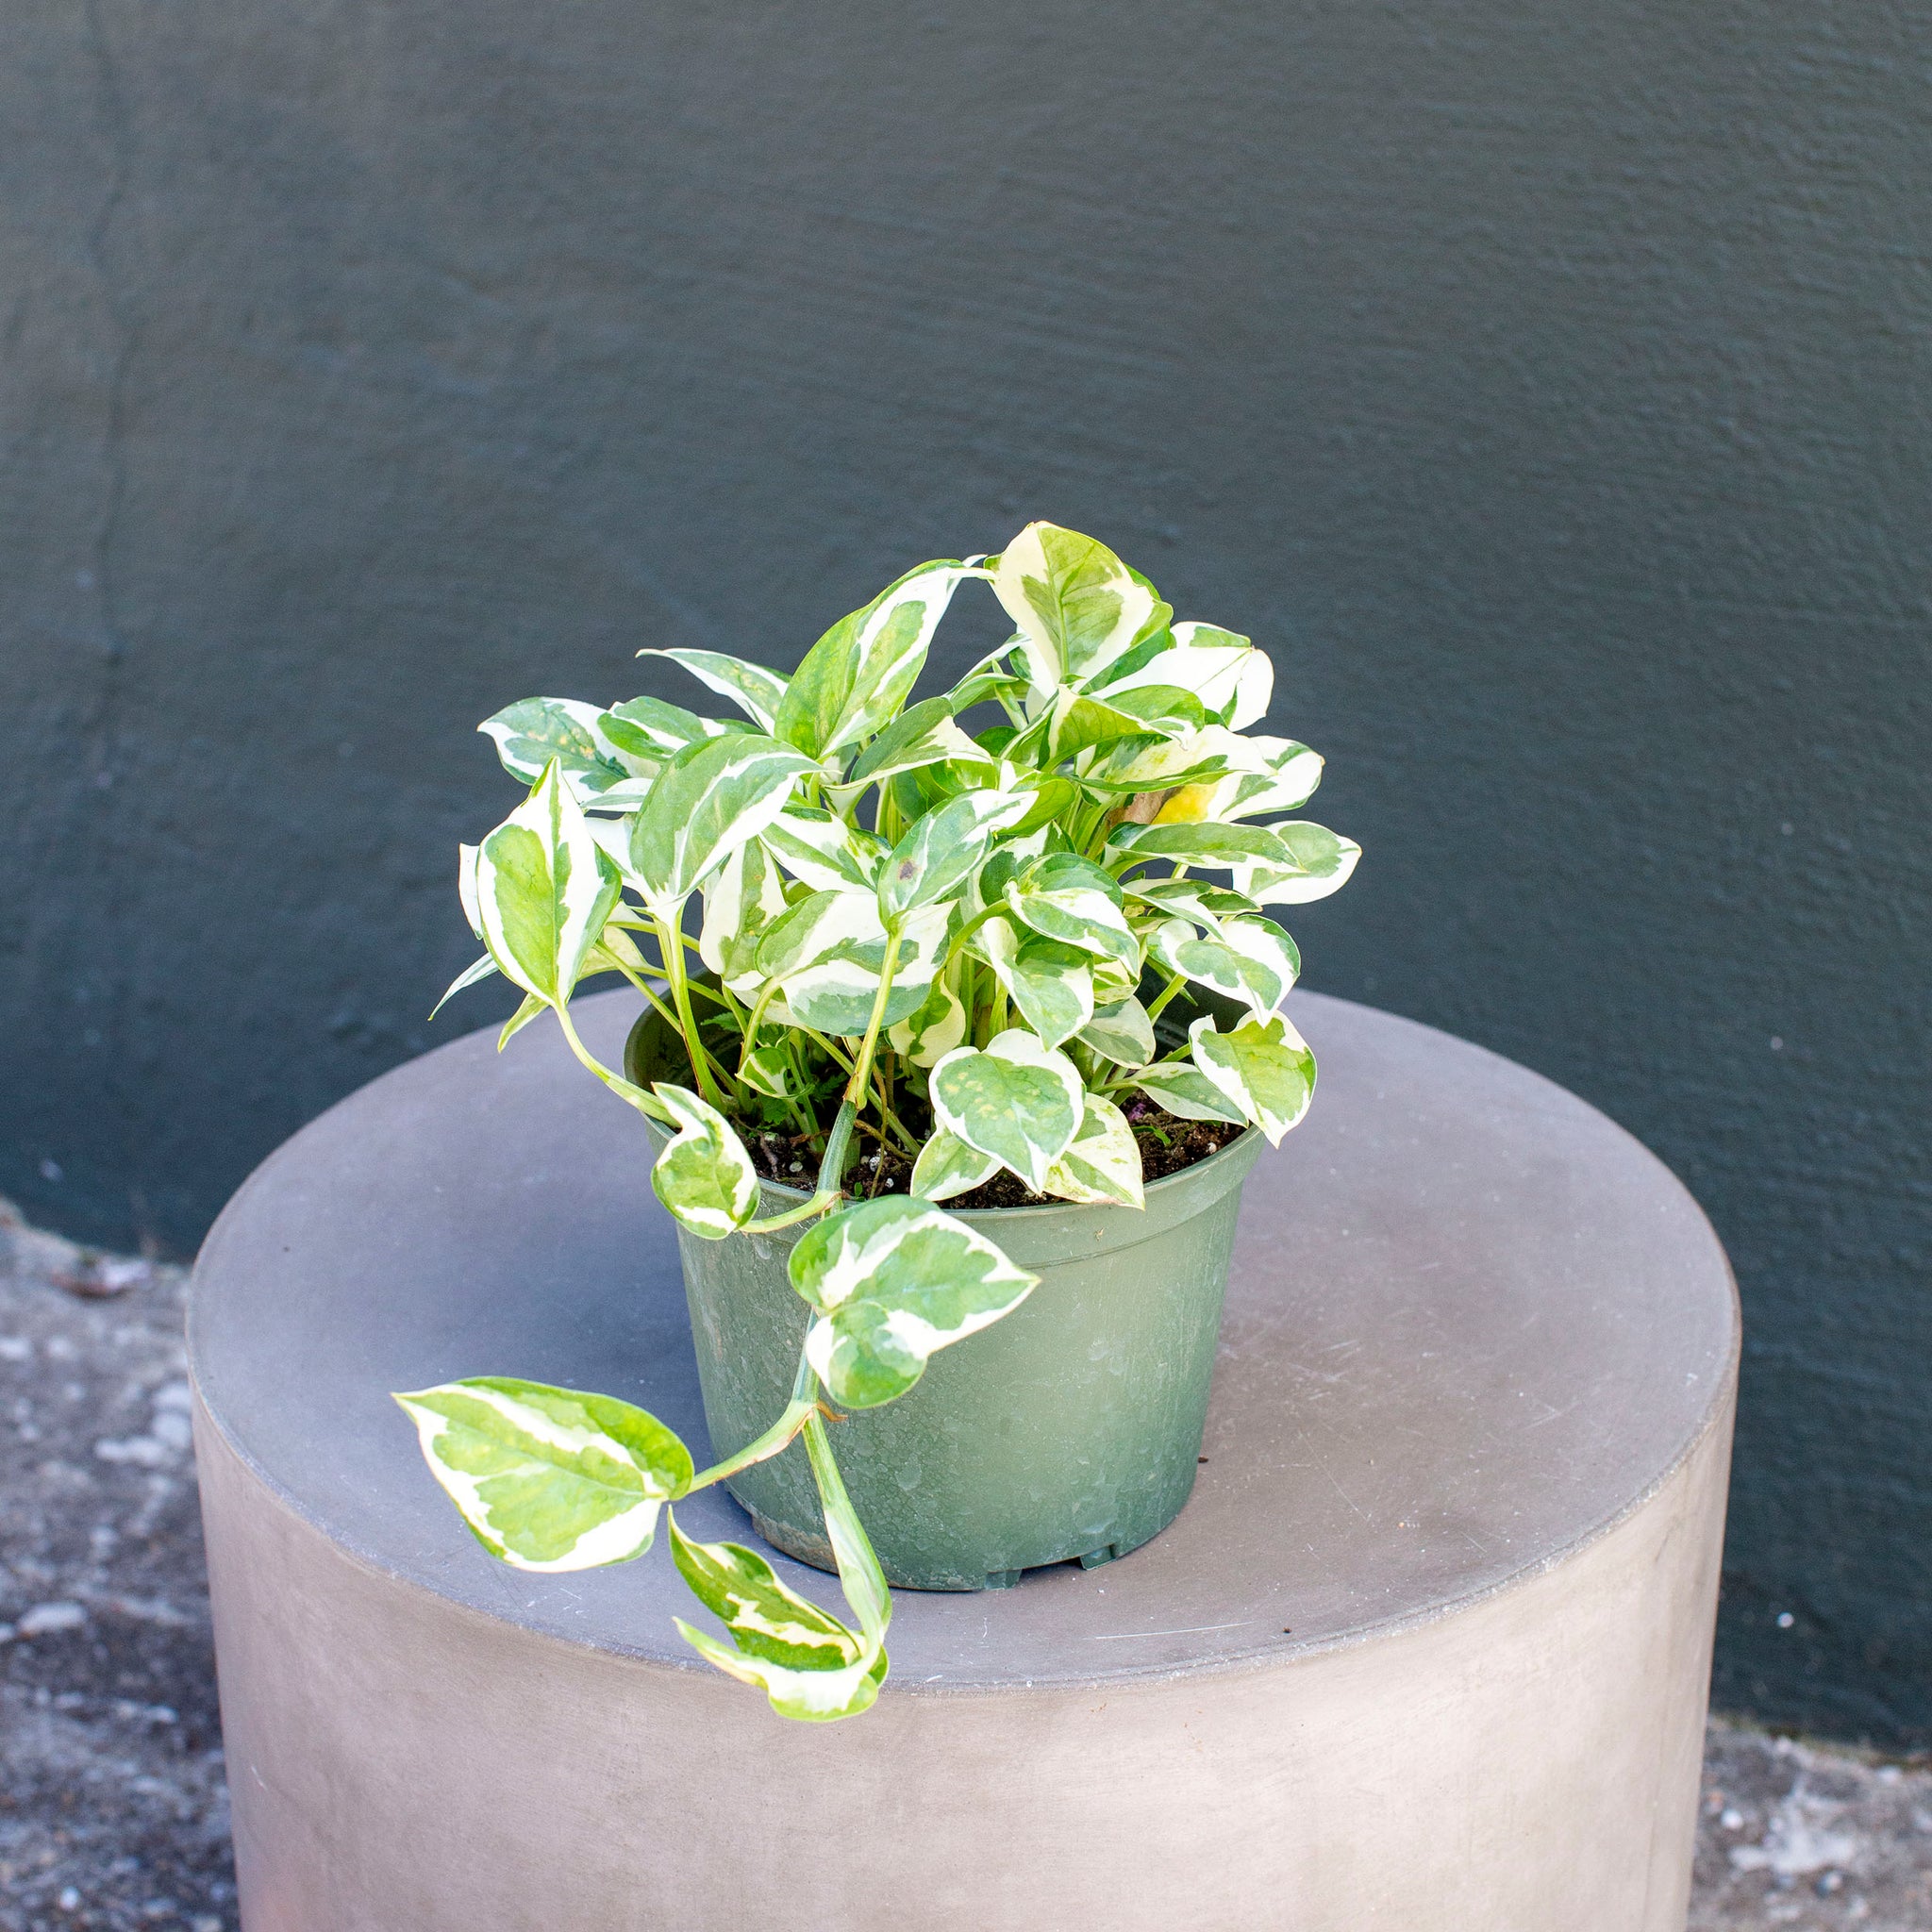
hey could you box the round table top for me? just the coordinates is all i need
[191,990,1738,1694]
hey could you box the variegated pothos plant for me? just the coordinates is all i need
[400,523,1357,1721]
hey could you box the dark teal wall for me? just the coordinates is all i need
[2,0,1926,1740]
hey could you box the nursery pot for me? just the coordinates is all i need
[626,1005,1264,1591]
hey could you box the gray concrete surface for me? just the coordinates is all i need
[191,992,1733,1927]
[2,1194,1928,1928]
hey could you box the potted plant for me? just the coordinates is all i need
[396,522,1358,1721]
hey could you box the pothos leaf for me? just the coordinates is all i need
[1228,822,1363,906]
[888,975,967,1067]
[698,839,790,989]
[394,1377,691,1573]
[1188,1011,1316,1145]
[876,789,1032,920]
[991,523,1161,689]
[1042,1093,1145,1208]
[908,1124,1002,1201]
[790,1196,1039,1408]
[929,1029,1085,1191]
[650,1084,760,1239]
[975,916,1094,1050]
[1133,1060,1249,1125]
[637,647,789,732]
[1078,995,1156,1068]
[474,760,623,1008]
[775,559,978,760]
[626,732,817,912]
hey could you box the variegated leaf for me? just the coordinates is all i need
[908,1125,1001,1201]
[738,1044,791,1099]
[698,840,790,989]
[1189,1012,1316,1145]
[991,523,1161,689]
[1228,822,1363,906]
[930,1030,1084,1191]
[498,991,546,1049]
[1074,728,1234,795]
[1134,1059,1250,1125]
[1091,621,1274,729]
[458,841,484,936]
[790,1196,1039,1408]
[844,696,991,792]
[878,789,1031,920]
[1124,876,1256,925]
[1155,736,1324,825]
[759,805,880,893]
[637,647,789,731]
[976,915,1093,1049]
[1078,995,1157,1068]
[1042,1094,1144,1208]
[650,1083,760,1239]
[626,733,816,912]
[478,696,654,805]
[1107,818,1292,873]
[1003,866,1141,973]
[669,1514,887,1723]
[775,559,977,759]
[888,975,967,1067]
[430,951,499,1021]
[1162,914,1301,1021]
[474,760,623,1007]
[394,1377,691,1573]
[598,693,736,763]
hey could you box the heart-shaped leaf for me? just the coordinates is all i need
[929,1030,1084,1190]
[975,917,1094,1050]
[669,1517,887,1723]
[474,760,623,1008]
[991,523,1162,689]
[394,1377,691,1573]
[775,559,977,759]
[1042,1094,1144,1208]
[626,733,816,912]
[637,647,790,732]
[1134,1060,1249,1125]
[1228,822,1363,906]
[908,1125,1001,1202]
[1189,1012,1316,1145]
[888,976,967,1067]
[1078,995,1156,1068]
[877,790,1032,920]
[1160,914,1301,1020]
[650,1083,760,1239]
[1003,870,1141,973]
[791,1196,1039,1408]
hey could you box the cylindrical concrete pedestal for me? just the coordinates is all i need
[190,991,1738,1931]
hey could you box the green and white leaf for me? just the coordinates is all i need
[1041,1093,1143,1208]
[929,1029,1084,1190]
[888,975,967,1067]
[478,696,656,805]
[1227,822,1363,906]
[626,732,816,913]
[1003,870,1141,973]
[790,1196,1039,1409]
[1134,1058,1250,1125]
[759,805,879,893]
[975,915,1093,1049]
[774,559,977,759]
[1156,913,1301,1021]
[497,991,546,1050]
[650,1083,761,1239]
[991,523,1160,691]
[1078,995,1156,1068]
[430,951,499,1021]
[1155,736,1324,824]
[394,1377,691,1573]
[1091,621,1274,729]
[843,697,991,794]
[458,841,484,937]
[1074,728,1235,796]
[737,1044,792,1099]
[1124,876,1256,926]
[669,1514,886,1723]
[698,839,791,990]
[1188,1012,1316,1145]
[877,789,1032,920]
[474,760,624,1007]
[598,693,737,764]
[637,648,789,732]
[1107,818,1292,873]
[908,1124,1000,1202]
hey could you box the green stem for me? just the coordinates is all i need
[553,1003,674,1125]
[941,901,1005,972]
[1143,968,1191,1025]
[657,912,727,1108]
[741,1096,859,1235]
[842,929,903,1108]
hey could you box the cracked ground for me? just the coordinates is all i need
[2,1198,1927,1930]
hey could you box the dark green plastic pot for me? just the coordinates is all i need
[626,1007,1261,1591]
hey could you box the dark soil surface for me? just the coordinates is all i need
[742,1105,1240,1209]
[4,1198,1929,1929]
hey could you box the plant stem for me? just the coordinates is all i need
[1143,968,1190,1025]
[740,1096,858,1235]
[656,911,728,1109]
[552,1003,674,1125]
[841,928,903,1108]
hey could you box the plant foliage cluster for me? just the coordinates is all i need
[399,524,1357,1719]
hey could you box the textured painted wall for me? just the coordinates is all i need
[2,0,1925,1740]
